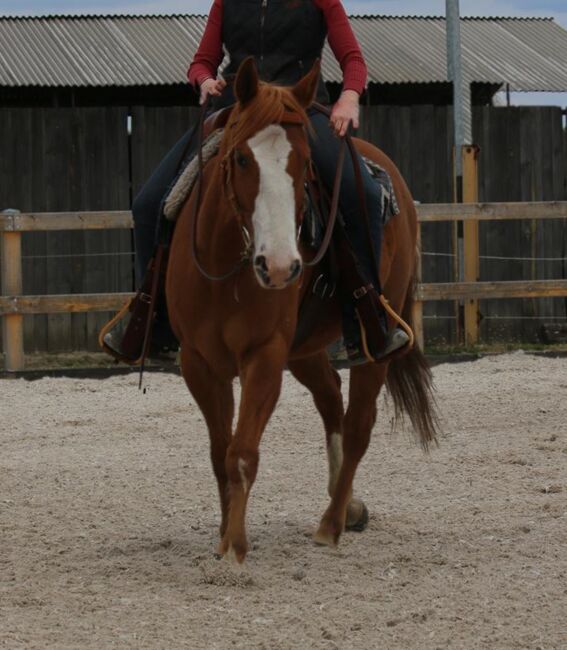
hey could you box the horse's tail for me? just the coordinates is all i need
[386,270,439,451]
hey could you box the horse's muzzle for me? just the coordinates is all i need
[254,255,302,289]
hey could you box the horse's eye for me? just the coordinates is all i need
[236,152,248,168]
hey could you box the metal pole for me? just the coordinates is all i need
[447,0,477,343]
[446,0,466,180]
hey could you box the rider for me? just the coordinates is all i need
[102,0,409,364]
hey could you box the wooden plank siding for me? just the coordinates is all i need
[0,107,131,353]
[130,106,200,197]
[473,106,567,342]
[1,104,566,351]
[367,104,567,344]
[359,105,456,344]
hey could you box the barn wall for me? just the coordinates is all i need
[1,105,565,352]
[358,105,456,344]
[0,107,132,353]
[473,106,567,343]
[359,105,567,344]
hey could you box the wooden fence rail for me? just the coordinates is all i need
[2,202,567,371]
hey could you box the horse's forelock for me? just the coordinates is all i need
[223,84,309,153]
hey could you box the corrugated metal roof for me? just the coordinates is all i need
[1,14,566,91]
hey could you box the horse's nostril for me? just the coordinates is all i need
[254,255,268,272]
[287,259,302,282]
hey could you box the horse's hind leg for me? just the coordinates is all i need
[314,362,388,547]
[180,347,234,539]
[288,353,368,531]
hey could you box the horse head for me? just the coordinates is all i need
[220,57,320,290]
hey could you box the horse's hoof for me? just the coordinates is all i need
[224,546,246,564]
[313,519,342,547]
[217,537,247,563]
[217,538,229,557]
[313,529,338,547]
[345,499,369,532]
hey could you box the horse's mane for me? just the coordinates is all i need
[222,84,311,157]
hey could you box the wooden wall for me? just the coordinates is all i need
[473,106,567,342]
[0,104,565,351]
[360,105,567,344]
[0,107,131,352]
[358,105,456,344]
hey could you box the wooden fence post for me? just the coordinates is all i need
[462,146,480,345]
[1,210,24,372]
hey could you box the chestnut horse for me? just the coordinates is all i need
[166,59,437,562]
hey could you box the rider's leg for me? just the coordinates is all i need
[132,126,199,285]
[307,110,409,362]
[307,110,381,289]
[103,125,199,359]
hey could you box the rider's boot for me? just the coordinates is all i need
[101,306,178,364]
[352,284,410,363]
[99,248,179,365]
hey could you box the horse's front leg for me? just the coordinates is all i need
[180,347,234,539]
[218,341,287,563]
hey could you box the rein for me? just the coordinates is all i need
[302,102,346,268]
[190,99,363,282]
[190,102,252,282]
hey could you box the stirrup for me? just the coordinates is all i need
[98,300,143,365]
[358,295,414,363]
[99,301,178,366]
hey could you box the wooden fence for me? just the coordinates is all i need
[2,201,567,371]
[1,105,565,351]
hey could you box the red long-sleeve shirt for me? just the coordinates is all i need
[188,0,367,95]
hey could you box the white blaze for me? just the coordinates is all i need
[248,125,299,271]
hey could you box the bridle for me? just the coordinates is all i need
[190,98,367,282]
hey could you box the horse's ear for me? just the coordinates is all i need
[235,56,259,107]
[292,59,321,108]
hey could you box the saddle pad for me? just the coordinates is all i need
[303,157,401,251]
[163,129,224,222]
[163,130,400,228]
[362,156,401,221]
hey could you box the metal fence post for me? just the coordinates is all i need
[1,209,24,371]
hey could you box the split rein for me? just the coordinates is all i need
[190,100,364,282]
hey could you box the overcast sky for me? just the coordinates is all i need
[2,0,566,106]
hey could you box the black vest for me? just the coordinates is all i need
[217,0,329,107]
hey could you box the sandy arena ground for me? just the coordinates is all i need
[1,352,566,649]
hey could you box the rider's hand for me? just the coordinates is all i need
[199,77,227,105]
[330,89,360,137]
